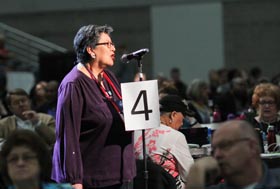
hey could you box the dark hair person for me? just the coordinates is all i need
[0,130,72,189]
[0,88,55,149]
[51,24,136,189]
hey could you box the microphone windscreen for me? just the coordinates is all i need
[120,54,128,63]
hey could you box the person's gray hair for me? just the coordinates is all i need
[187,79,208,101]
[73,24,113,64]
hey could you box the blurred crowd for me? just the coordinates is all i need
[0,29,280,189]
[157,66,280,125]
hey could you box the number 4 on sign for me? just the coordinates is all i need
[131,90,153,120]
[121,80,160,131]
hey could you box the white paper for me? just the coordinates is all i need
[121,80,160,131]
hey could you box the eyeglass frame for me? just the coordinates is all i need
[95,42,115,48]
[258,100,276,106]
[10,97,30,107]
[211,138,251,155]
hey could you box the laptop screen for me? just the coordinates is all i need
[179,127,209,147]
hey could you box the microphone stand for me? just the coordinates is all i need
[136,56,148,189]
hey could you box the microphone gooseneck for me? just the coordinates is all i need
[120,48,149,63]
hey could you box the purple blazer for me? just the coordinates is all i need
[51,66,136,188]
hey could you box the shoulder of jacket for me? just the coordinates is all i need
[37,113,54,120]
[0,115,15,125]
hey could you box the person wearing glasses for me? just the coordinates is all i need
[249,82,280,134]
[0,88,55,149]
[0,129,72,189]
[186,120,280,189]
[51,24,135,189]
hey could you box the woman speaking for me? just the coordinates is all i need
[51,24,136,189]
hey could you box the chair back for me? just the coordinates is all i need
[134,159,177,189]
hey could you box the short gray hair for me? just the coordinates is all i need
[73,24,113,64]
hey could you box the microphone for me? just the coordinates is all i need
[121,48,149,63]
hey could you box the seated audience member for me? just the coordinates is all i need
[248,83,280,134]
[208,69,220,100]
[170,67,188,99]
[0,129,72,189]
[158,80,180,99]
[29,81,48,111]
[187,120,280,189]
[37,80,59,119]
[214,77,250,121]
[159,82,201,128]
[215,68,230,95]
[187,79,212,124]
[134,95,194,189]
[0,88,55,149]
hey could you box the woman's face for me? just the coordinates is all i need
[7,146,40,184]
[93,33,116,68]
[35,82,47,98]
[258,96,278,120]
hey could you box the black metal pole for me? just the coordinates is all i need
[136,57,148,189]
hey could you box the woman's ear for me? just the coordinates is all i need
[86,46,96,59]
[86,46,92,54]
[170,111,177,120]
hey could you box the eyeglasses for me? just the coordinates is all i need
[95,42,115,48]
[211,138,250,154]
[7,154,37,164]
[259,100,276,106]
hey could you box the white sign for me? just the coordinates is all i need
[121,80,160,131]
